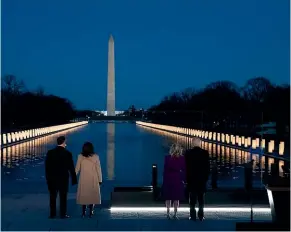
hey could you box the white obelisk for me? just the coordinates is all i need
[107,34,115,116]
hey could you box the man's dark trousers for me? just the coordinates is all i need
[189,191,205,219]
[48,183,68,217]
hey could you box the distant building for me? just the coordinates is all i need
[95,110,124,116]
[256,122,276,135]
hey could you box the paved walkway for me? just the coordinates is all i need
[2,193,272,231]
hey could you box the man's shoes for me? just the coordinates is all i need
[189,216,196,221]
[60,214,70,219]
[190,209,196,221]
[198,210,204,221]
[198,216,205,221]
[49,215,56,219]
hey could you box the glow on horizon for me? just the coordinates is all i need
[95,110,124,116]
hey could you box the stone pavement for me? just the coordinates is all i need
[1,193,272,231]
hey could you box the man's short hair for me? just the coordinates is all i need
[192,137,202,147]
[57,136,66,145]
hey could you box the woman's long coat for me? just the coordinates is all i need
[75,154,102,205]
[162,155,186,200]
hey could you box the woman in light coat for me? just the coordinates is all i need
[75,142,102,218]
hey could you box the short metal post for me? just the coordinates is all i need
[152,164,158,200]
[244,162,253,222]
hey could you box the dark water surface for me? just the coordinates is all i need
[1,123,287,200]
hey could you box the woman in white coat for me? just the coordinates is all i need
[75,142,102,218]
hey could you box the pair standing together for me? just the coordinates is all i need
[45,136,102,218]
[162,137,210,221]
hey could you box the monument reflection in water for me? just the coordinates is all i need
[107,123,115,180]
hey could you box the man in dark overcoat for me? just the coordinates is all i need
[45,136,77,219]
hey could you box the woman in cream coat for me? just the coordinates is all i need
[75,142,102,218]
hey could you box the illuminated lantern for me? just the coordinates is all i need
[3,134,7,144]
[268,140,274,153]
[261,139,265,149]
[247,137,251,146]
[15,132,19,141]
[279,142,284,155]
[256,138,260,147]
[7,133,11,143]
[233,135,236,143]
[252,139,257,149]
[11,133,15,142]
[244,140,247,148]
[238,137,241,146]
[221,133,225,143]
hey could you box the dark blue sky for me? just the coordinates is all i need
[2,0,290,110]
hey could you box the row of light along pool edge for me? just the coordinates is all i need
[0,121,88,148]
[1,120,286,157]
[136,121,286,157]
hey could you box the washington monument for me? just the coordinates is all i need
[107,34,115,116]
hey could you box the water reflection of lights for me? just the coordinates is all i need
[217,145,221,156]
[212,144,217,156]
[268,158,274,172]
[1,125,85,168]
[107,123,115,180]
[139,125,285,177]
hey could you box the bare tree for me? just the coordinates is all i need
[180,87,196,104]
[1,75,25,95]
[242,77,273,102]
[205,80,239,92]
[36,86,45,96]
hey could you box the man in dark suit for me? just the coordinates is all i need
[45,136,77,219]
[184,137,210,221]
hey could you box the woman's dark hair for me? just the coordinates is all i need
[81,142,94,157]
